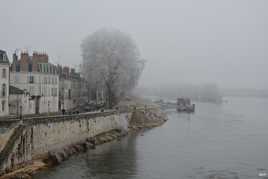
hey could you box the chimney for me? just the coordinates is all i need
[11,52,18,72]
[20,51,29,61]
[20,51,29,72]
[32,52,39,72]
[63,66,70,79]
[39,53,48,63]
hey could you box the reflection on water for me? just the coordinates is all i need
[34,135,139,179]
[83,135,138,179]
[34,97,268,179]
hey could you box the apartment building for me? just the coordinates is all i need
[10,52,59,114]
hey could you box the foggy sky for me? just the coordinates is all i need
[1,0,268,89]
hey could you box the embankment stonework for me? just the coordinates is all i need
[0,111,131,174]
[0,106,167,178]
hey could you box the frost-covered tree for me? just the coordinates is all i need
[81,29,144,108]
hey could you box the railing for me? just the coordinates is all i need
[23,110,120,125]
[0,105,156,127]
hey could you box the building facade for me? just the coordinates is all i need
[0,50,9,116]
[10,52,59,114]
[58,65,88,111]
[9,85,35,116]
[58,65,72,111]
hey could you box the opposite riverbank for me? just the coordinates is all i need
[0,100,167,179]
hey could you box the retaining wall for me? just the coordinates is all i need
[0,110,131,174]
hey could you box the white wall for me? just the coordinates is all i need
[39,96,58,113]
[10,72,59,114]
[59,79,74,110]
[9,94,35,115]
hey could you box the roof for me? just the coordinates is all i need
[9,85,24,95]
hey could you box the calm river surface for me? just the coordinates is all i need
[34,97,268,179]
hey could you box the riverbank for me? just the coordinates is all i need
[129,107,168,131]
[0,102,167,179]
[0,129,125,179]
[118,96,168,130]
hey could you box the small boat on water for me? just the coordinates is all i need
[177,98,195,113]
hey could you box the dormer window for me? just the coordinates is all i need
[3,54,6,61]
[0,52,8,62]
[1,54,7,61]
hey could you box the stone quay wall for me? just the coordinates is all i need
[0,110,131,174]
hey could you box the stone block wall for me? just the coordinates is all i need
[0,111,131,174]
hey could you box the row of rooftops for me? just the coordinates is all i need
[1,49,81,80]
[57,65,81,80]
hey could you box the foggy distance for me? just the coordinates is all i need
[1,0,268,90]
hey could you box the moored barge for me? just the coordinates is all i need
[177,98,195,113]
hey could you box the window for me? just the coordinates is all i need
[51,88,57,97]
[47,87,50,96]
[1,54,7,62]
[38,64,41,72]
[3,54,7,61]
[2,100,5,112]
[44,87,47,96]
[28,64,32,72]
[29,76,34,83]
[44,77,47,84]
[68,89,71,99]
[2,84,6,97]
[16,64,20,72]
[2,69,6,78]
[15,75,19,82]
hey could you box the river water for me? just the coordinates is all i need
[34,97,268,179]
